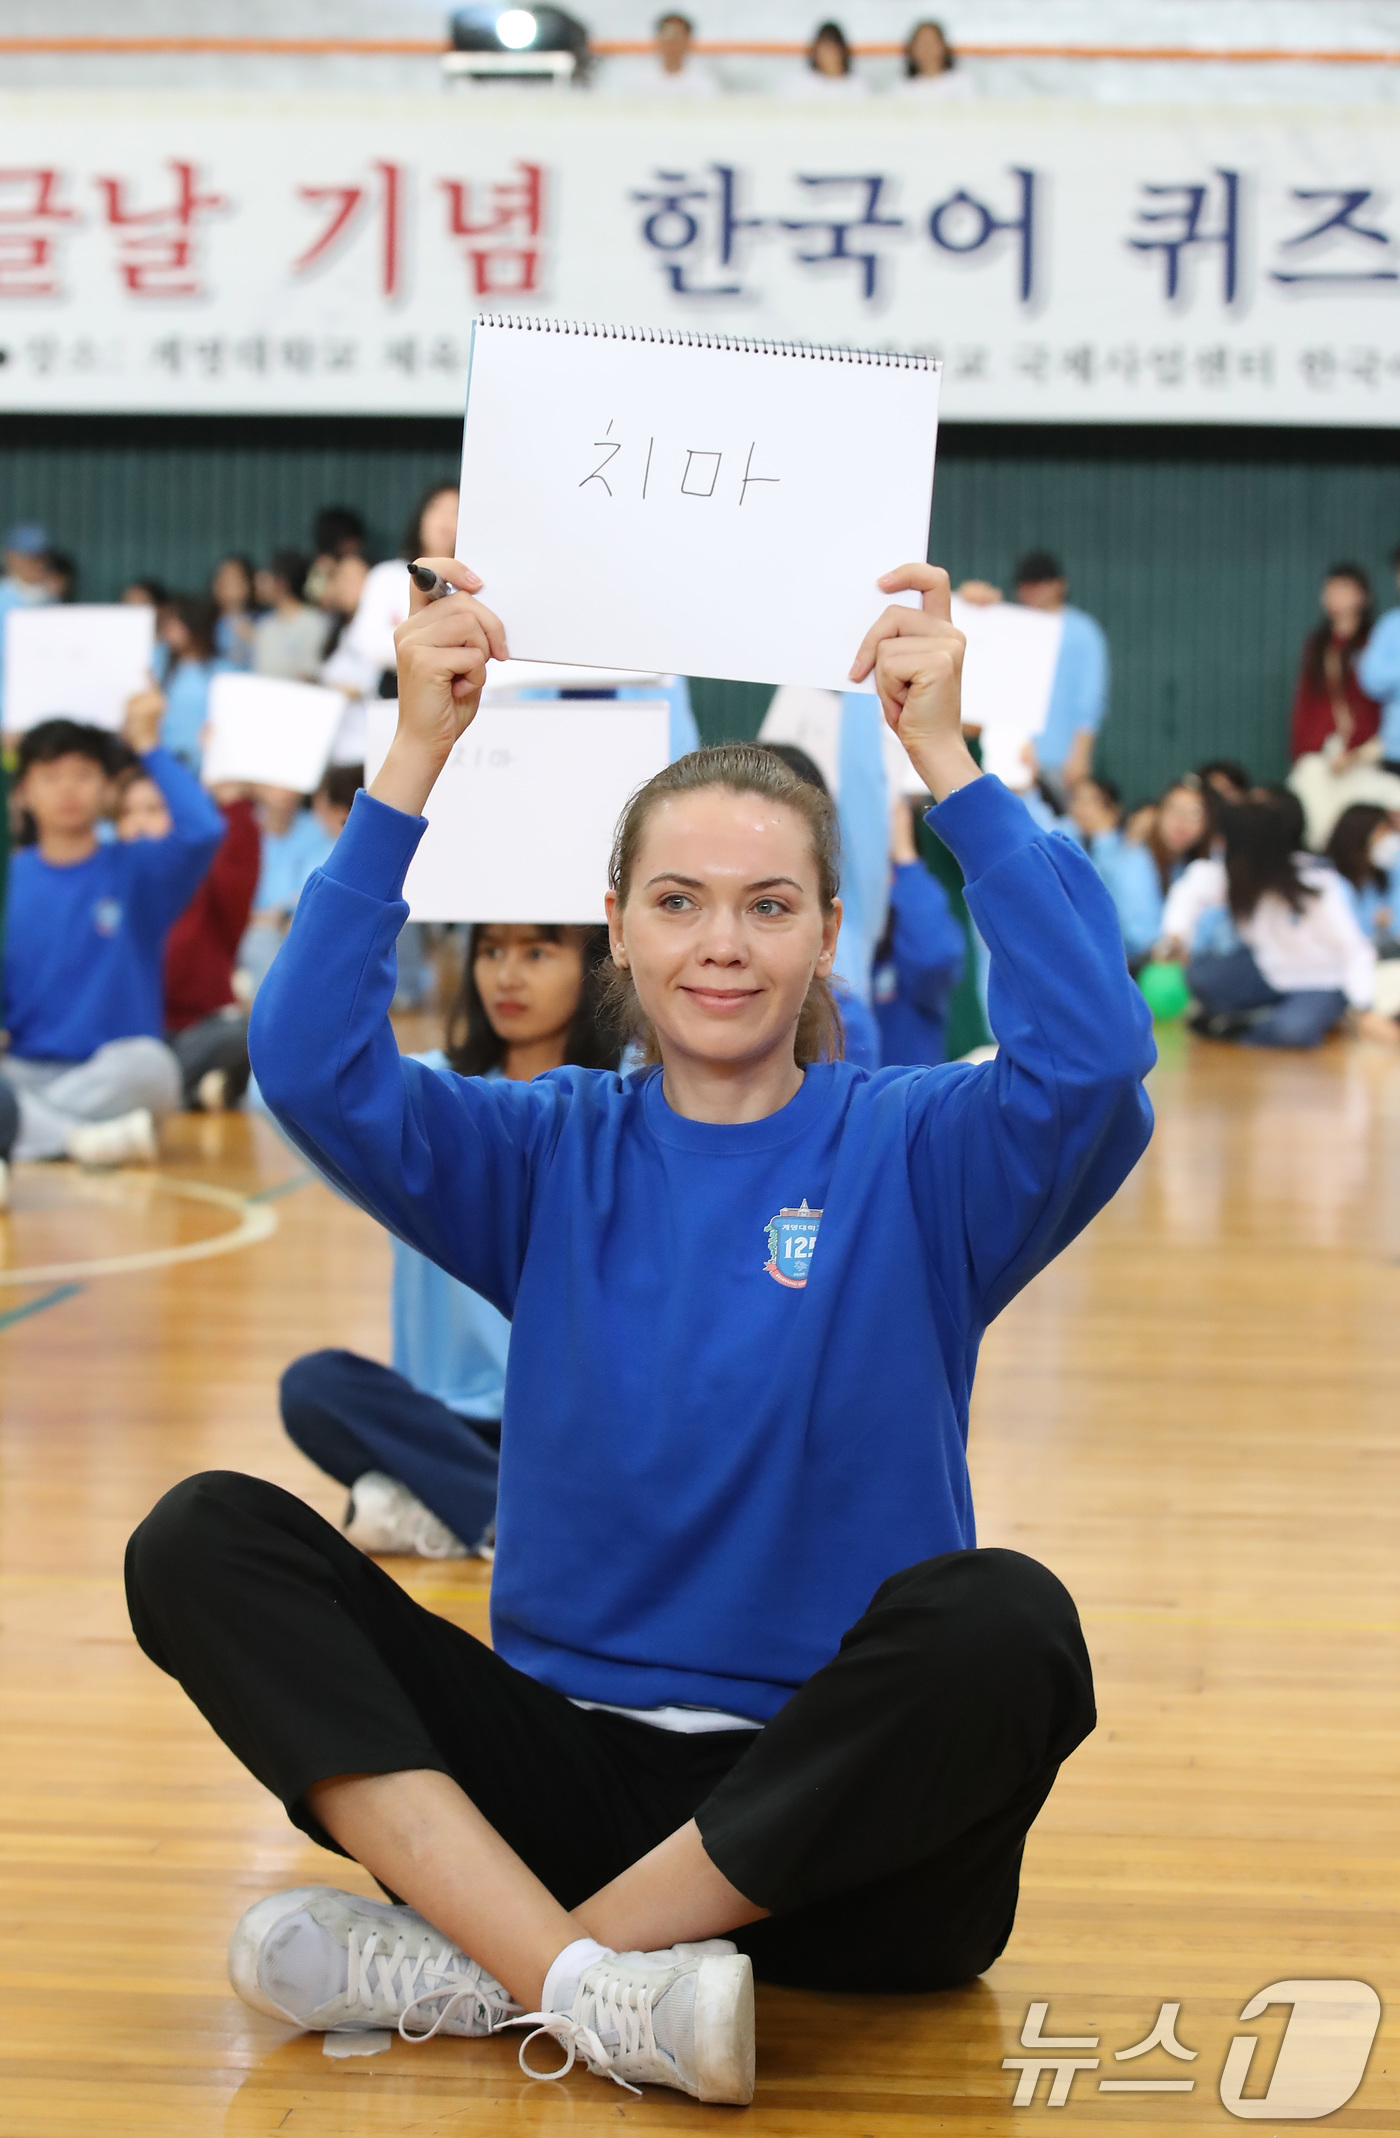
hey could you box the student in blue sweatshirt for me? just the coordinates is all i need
[1,701,223,1168]
[126,559,1154,2106]
[279,919,621,1560]
[872,794,968,1065]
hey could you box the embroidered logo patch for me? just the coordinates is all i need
[764,1200,823,1289]
[92,897,123,937]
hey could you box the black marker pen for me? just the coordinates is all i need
[408,561,455,602]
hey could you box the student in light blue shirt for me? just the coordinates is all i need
[1325,803,1400,946]
[153,594,231,771]
[1067,774,1163,966]
[1012,549,1110,796]
[279,920,621,1558]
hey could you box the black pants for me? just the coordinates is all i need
[280,1349,500,1552]
[125,1473,1095,1993]
[167,1010,252,1106]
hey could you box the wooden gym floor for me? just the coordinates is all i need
[1,1026,1397,2134]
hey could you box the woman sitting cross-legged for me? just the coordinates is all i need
[280,917,620,1561]
[1160,787,1389,1048]
[124,557,1154,2105]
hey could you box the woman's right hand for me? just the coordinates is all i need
[373,558,508,817]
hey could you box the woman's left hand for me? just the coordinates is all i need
[850,564,979,803]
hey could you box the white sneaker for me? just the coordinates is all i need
[343,1471,470,1559]
[228,1885,519,2037]
[66,1107,158,1169]
[509,1945,755,2104]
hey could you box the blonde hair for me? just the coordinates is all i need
[604,744,844,1067]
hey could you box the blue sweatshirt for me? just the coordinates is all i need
[873,859,967,1068]
[1356,608,1400,762]
[250,776,1154,1720]
[3,747,223,1062]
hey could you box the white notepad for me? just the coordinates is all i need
[202,673,348,792]
[457,318,941,694]
[3,604,155,734]
[365,699,670,923]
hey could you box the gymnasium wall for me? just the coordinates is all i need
[6,414,1400,803]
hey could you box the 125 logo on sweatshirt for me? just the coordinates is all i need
[764,1201,822,1289]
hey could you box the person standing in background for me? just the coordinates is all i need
[320,482,460,765]
[1355,546,1400,773]
[154,596,227,772]
[634,13,720,95]
[784,20,868,97]
[209,556,257,670]
[252,553,330,683]
[957,553,1109,802]
[1290,564,1379,766]
[895,19,975,99]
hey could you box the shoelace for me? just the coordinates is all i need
[504,1969,667,2099]
[337,1925,510,2041]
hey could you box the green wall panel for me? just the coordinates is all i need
[4,415,1398,806]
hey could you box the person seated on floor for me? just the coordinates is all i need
[114,766,262,1111]
[125,556,1153,2105]
[1195,759,1252,810]
[1067,774,1163,968]
[280,917,621,1563]
[1324,803,1400,948]
[0,701,223,1167]
[237,768,360,997]
[870,793,966,1065]
[1158,789,1394,1048]
[1129,774,1216,900]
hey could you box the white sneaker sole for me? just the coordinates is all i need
[228,1884,345,2026]
[691,1952,756,2105]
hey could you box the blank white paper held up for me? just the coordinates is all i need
[457,319,941,694]
[202,673,348,792]
[883,597,1066,795]
[365,699,670,923]
[3,604,155,734]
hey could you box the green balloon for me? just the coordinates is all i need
[1137,960,1190,1022]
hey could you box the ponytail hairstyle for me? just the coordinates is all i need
[603,744,844,1067]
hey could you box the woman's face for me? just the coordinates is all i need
[418,488,460,560]
[116,777,173,842]
[1158,785,1208,855]
[474,925,586,1049]
[1322,575,1366,634]
[160,612,191,657]
[607,787,840,1069]
[910,25,949,74]
[212,558,251,612]
[813,33,846,76]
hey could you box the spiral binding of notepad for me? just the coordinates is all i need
[474,315,937,370]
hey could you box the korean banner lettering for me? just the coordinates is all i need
[0,102,1397,423]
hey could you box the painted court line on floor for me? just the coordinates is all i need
[0,1174,278,1287]
[0,1282,84,1333]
